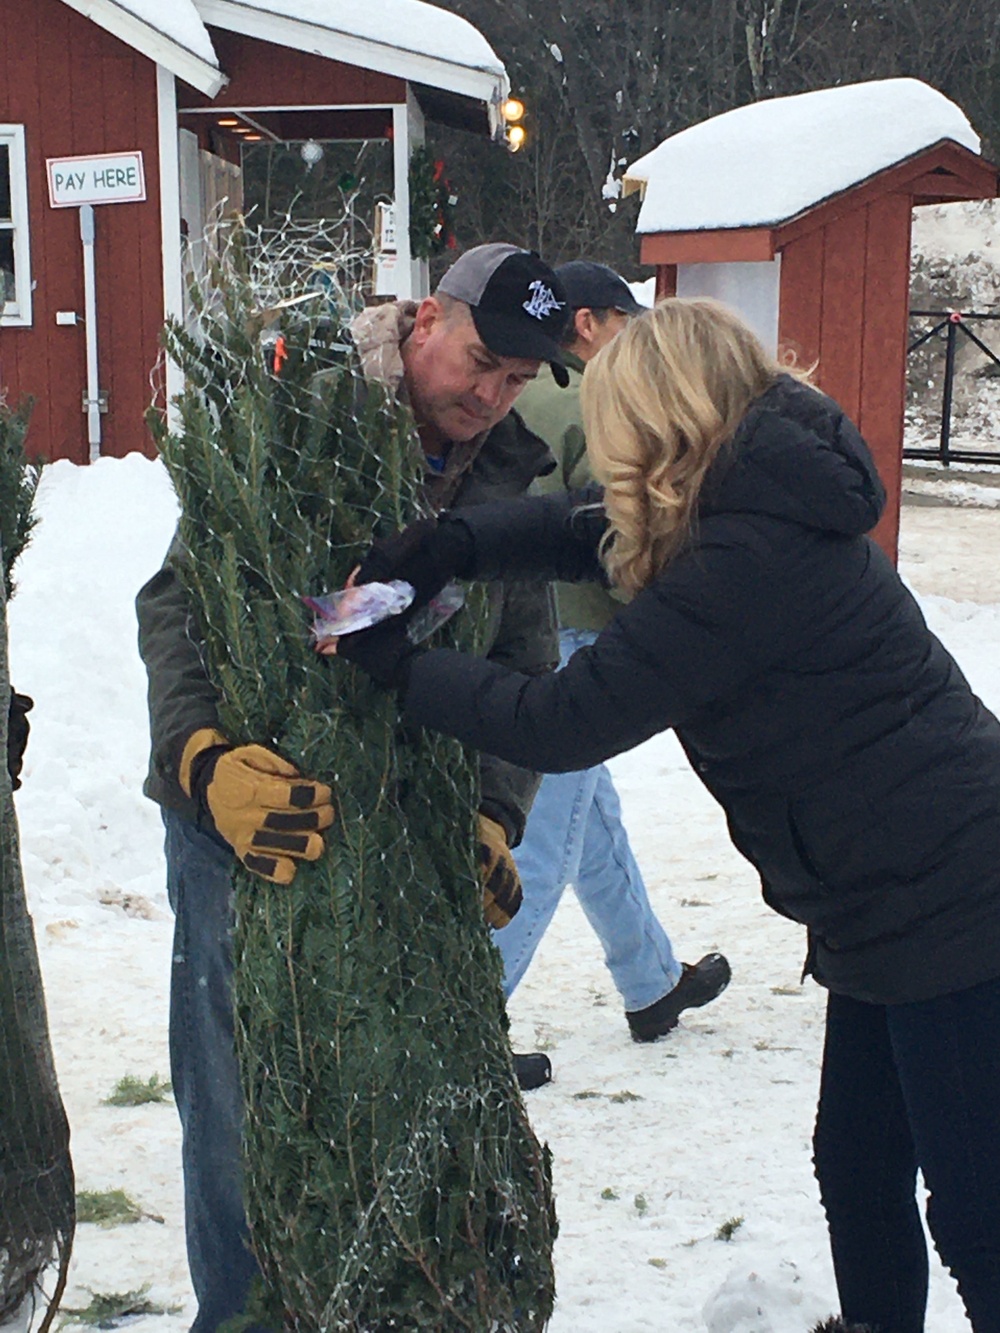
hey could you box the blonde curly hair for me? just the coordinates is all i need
[580,298,784,596]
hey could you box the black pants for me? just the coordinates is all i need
[814,977,1000,1333]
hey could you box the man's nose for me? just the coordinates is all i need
[473,372,506,410]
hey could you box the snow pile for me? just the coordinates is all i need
[702,1261,824,1333]
[903,473,1000,508]
[907,198,1000,457]
[628,276,656,308]
[626,78,980,234]
[911,198,1000,310]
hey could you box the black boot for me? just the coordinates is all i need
[513,1052,552,1090]
[626,953,731,1042]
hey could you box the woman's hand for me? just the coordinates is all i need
[355,516,474,607]
[333,617,422,692]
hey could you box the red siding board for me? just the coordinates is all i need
[184,29,407,109]
[777,228,824,372]
[815,210,868,423]
[778,201,910,563]
[858,194,912,561]
[641,228,774,265]
[655,265,677,299]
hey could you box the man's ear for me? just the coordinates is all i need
[411,295,444,346]
[574,307,596,345]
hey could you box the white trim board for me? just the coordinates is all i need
[178,104,397,114]
[156,67,184,424]
[0,124,33,327]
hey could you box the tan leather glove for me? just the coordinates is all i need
[180,728,334,886]
[477,814,522,929]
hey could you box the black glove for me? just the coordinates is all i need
[335,616,422,692]
[356,516,475,608]
[7,691,33,791]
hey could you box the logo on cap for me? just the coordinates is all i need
[523,279,564,322]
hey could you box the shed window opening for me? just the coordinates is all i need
[1,144,15,303]
[0,127,31,325]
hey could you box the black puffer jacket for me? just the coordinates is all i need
[404,376,1000,1004]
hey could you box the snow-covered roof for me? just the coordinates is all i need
[59,0,224,94]
[203,0,504,80]
[59,0,508,110]
[195,0,508,108]
[626,79,982,235]
[118,0,218,65]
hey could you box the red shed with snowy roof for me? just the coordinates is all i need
[625,79,999,559]
[0,0,509,464]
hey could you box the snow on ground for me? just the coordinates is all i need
[904,467,1000,509]
[6,455,999,1333]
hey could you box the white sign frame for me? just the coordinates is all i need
[46,151,146,208]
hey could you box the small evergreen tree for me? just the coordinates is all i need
[150,226,556,1331]
[0,397,41,599]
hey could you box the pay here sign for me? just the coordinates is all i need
[47,151,146,208]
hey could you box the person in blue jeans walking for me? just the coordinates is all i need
[505,262,730,1057]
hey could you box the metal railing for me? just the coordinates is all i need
[905,309,1000,466]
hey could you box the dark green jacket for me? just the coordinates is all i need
[136,323,558,846]
[513,354,620,633]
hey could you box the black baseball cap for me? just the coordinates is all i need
[437,243,571,386]
[555,261,646,316]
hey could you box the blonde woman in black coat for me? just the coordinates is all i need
[337,298,1000,1333]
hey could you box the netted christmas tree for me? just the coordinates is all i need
[0,399,75,1331]
[150,221,556,1331]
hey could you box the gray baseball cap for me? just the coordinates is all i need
[437,243,570,386]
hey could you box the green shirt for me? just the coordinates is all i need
[514,354,619,632]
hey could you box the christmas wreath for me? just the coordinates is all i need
[408,145,457,259]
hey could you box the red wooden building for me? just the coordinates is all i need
[0,0,509,464]
[624,79,999,559]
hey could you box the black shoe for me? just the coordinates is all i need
[626,952,731,1043]
[514,1052,552,1091]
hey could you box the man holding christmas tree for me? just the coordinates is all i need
[136,243,567,1333]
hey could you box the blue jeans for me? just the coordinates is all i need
[814,978,1000,1333]
[502,629,682,1013]
[164,811,266,1333]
